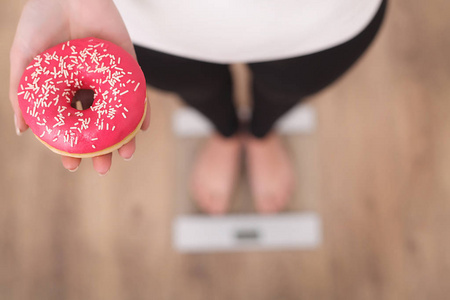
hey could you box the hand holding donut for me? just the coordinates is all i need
[10,0,150,175]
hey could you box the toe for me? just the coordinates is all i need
[255,193,278,214]
[207,192,228,215]
[274,193,288,212]
[190,181,209,212]
[274,186,292,212]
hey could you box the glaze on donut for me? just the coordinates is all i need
[17,37,147,158]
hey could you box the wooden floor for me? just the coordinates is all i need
[2,1,450,299]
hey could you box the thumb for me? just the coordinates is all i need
[9,44,30,135]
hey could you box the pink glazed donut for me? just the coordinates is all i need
[17,37,147,158]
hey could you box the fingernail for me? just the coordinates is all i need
[99,169,110,177]
[14,115,22,136]
[68,166,79,172]
[124,154,134,161]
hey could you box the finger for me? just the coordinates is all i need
[92,153,112,176]
[9,0,68,135]
[10,44,31,135]
[141,95,150,131]
[61,156,81,172]
[118,137,135,160]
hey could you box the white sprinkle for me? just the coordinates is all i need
[134,82,140,92]
[124,107,128,112]
[122,112,127,119]
[91,137,98,141]
[119,90,129,96]
[39,131,45,138]
[92,145,96,149]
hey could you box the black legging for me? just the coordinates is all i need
[135,0,387,138]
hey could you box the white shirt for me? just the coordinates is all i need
[114,0,382,63]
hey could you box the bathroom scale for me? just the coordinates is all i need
[172,95,323,253]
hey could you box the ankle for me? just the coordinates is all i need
[211,131,246,147]
[244,131,279,147]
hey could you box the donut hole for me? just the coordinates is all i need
[71,89,95,110]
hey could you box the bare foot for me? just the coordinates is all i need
[245,132,295,214]
[189,132,242,215]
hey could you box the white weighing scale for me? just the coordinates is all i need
[172,103,322,253]
[174,212,321,252]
